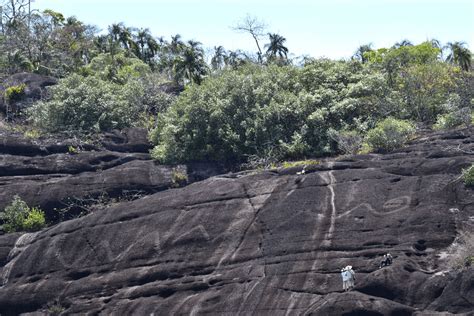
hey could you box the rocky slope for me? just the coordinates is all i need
[0,127,473,315]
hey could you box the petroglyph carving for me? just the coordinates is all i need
[56,229,160,268]
[171,225,210,245]
[336,196,411,219]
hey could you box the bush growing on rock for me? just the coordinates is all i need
[150,61,394,164]
[27,73,174,134]
[365,118,415,153]
[0,195,46,232]
[82,52,151,84]
[328,128,363,155]
[447,231,474,270]
[4,84,26,102]
[463,164,474,187]
[171,168,188,188]
[28,74,133,133]
[434,108,472,130]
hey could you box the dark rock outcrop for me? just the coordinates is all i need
[0,128,223,223]
[0,73,57,115]
[0,127,472,315]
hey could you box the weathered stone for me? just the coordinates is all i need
[0,127,472,315]
[0,72,57,114]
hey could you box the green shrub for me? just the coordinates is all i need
[328,128,363,155]
[28,74,137,133]
[85,52,151,84]
[366,118,415,152]
[23,128,41,139]
[4,84,26,102]
[0,195,46,232]
[23,208,46,231]
[1,195,29,232]
[68,145,78,154]
[171,168,188,188]
[28,71,176,135]
[434,107,472,130]
[150,61,391,164]
[463,164,474,187]
[281,159,320,169]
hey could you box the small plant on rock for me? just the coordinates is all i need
[68,145,78,154]
[462,164,474,188]
[171,168,188,188]
[4,84,26,102]
[46,300,66,315]
[0,195,46,232]
[23,207,46,231]
[281,160,320,169]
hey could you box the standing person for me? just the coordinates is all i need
[380,254,388,268]
[346,266,355,290]
[386,253,393,265]
[341,268,350,292]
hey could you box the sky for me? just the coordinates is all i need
[32,0,474,59]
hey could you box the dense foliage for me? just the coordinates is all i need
[0,4,472,165]
[28,72,175,133]
[150,61,393,163]
[150,44,472,163]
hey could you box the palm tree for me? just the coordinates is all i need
[95,34,110,53]
[170,34,185,54]
[173,41,207,85]
[134,28,159,63]
[352,43,373,63]
[119,26,136,51]
[264,33,288,61]
[211,45,226,70]
[444,42,472,71]
[429,38,441,49]
[108,23,136,52]
[224,50,247,69]
[109,23,123,42]
[393,39,413,48]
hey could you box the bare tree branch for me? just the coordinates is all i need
[232,14,266,63]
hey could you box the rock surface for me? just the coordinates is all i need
[0,73,57,115]
[0,127,473,315]
[0,128,222,223]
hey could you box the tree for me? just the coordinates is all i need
[211,45,226,70]
[393,39,413,48]
[109,23,122,42]
[134,28,159,65]
[1,0,30,28]
[233,15,266,63]
[224,50,248,69]
[108,22,136,52]
[170,33,184,54]
[265,33,288,61]
[173,40,207,85]
[352,43,373,63]
[444,42,472,71]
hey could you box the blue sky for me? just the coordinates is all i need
[33,0,474,59]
